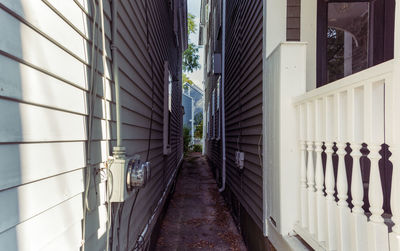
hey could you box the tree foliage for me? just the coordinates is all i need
[182,13,200,73]
[183,43,200,73]
[194,118,203,139]
[182,73,194,85]
[188,13,196,34]
[194,112,203,126]
[183,126,191,154]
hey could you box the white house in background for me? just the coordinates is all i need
[202,0,400,250]
[182,82,204,144]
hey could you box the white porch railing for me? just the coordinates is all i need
[293,59,400,251]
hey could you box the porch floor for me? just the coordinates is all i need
[155,152,247,251]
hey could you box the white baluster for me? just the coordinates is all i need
[306,102,316,235]
[334,92,351,251]
[350,145,364,214]
[307,140,316,233]
[386,36,400,249]
[390,147,400,250]
[299,104,308,228]
[324,96,337,250]
[364,82,388,251]
[348,87,367,251]
[368,144,384,223]
[315,99,326,242]
[336,142,348,207]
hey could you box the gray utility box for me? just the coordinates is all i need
[213,53,222,74]
[109,155,151,202]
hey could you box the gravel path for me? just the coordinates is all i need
[155,152,247,251]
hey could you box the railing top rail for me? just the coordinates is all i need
[293,60,394,105]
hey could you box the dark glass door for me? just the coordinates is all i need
[317,0,395,87]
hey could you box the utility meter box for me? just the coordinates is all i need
[235,151,245,170]
[109,154,151,202]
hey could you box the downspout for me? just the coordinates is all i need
[202,81,206,155]
[111,0,125,157]
[219,0,226,192]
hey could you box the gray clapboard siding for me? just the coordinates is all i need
[224,0,264,229]
[0,0,183,250]
[111,0,183,250]
[287,0,301,41]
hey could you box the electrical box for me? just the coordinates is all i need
[109,154,151,202]
[235,151,245,170]
[213,53,222,74]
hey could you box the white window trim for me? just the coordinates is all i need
[216,77,221,140]
[163,61,171,155]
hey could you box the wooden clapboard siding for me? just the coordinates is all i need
[204,0,263,231]
[287,0,301,41]
[224,0,264,230]
[204,0,222,176]
[0,0,183,250]
[110,0,183,250]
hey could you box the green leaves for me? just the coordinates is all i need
[183,73,194,85]
[188,13,196,35]
[183,42,200,73]
[183,13,200,73]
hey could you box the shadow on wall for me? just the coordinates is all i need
[82,0,113,250]
[0,0,112,249]
[0,1,23,249]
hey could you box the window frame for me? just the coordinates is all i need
[316,0,395,87]
[163,61,171,155]
[216,76,221,140]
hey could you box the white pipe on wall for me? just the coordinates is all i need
[219,0,226,193]
[111,0,124,156]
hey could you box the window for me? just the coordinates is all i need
[317,0,395,86]
[163,61,171,155]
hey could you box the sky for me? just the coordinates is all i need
[187,0,204,90]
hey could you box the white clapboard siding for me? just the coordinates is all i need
[84,230,107,251]
[0,53,113,119]
[0,100,86,143]
[0,9,88,89]
[46,0,112,46]
[0,142,85,190]
[0,55,86,114]
[0,0,183,250]
[0,169,84,234]
[1,0,89,63]
[39,221,82,251]
[75,0,112,36]
[84,205,108,240]
[0,0,110,249]
[0,194,83,251]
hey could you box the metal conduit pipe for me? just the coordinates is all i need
[111,0,125,157]
[219,0,226,192]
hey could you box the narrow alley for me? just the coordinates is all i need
[155,153,246,251]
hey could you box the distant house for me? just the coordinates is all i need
[182,82,204,144]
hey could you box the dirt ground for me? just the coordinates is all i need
[155,152,247,251]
